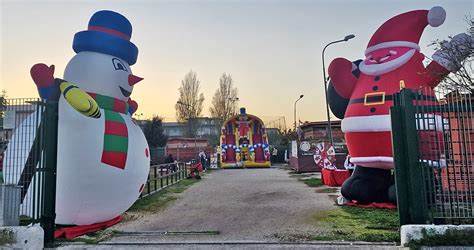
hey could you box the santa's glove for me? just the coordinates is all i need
[30,63,56,99]
[432,33,473,72]
[328,58,359,99]
[128,99,138,116]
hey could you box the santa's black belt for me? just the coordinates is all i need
[349,92,437,106]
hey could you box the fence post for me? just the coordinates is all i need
[154,166,157,191]
[391,98,410,225]
[41,100,58,245]
[391,89,427,225]
[160,167,163,188]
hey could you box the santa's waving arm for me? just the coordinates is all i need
[328,58,359,99]
[327,58,362,119]
[424,33,473,87]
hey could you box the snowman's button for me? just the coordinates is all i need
[370,107,376,113]
[373,86,378,91]
[374,76,380,81]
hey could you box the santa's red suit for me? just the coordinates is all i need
[328,7,459,170]
[331,51,449,169]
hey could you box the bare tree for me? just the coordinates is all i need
[209,73,239,121]
[175,70,205,122]
[431,19,473,93]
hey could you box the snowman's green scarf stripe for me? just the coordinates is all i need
[88,92,129,169]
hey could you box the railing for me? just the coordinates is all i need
[2,98,58,244]
[391,88,473,225]
[139,162,189,198]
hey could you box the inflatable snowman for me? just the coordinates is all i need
[27,10,149,225]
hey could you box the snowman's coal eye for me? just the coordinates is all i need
[112,58,128,72]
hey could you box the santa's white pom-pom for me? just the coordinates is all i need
[428,6,446,27]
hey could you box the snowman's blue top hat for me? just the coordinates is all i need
[72,10,138,65]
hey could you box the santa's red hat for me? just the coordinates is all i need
[365,6,446,55]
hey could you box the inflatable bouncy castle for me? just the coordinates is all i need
[220,108,271,168]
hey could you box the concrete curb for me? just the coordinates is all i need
[0,225,44,248]
[400,224,474,246]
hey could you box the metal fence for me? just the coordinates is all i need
[391,88,473,225]
[2,98,58,243]
[139,162,189,198]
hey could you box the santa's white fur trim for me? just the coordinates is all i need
[342,115,392,132]
[359,49,416,75]
[428,6,446,27]
[365,41,420,55]
[351,156,394,169]
[342,114,446,132]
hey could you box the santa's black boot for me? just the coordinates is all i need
[341,166,393,204]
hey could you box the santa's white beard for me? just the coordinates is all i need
[359,49,416,75]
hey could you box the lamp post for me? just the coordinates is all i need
[293,94,304,131]
[322,34,355,145]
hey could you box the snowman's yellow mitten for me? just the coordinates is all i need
[59,82,101,118]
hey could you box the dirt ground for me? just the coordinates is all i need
[107,166,339,243]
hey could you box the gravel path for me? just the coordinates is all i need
[108,167,338,243]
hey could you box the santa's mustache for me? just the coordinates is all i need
[359,49,416,75]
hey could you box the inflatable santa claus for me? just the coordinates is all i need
[328,6,472,203]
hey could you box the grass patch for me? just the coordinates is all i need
[316,187,339,193]
[309,206,400,242]
[302,177,323,187]
[129,178,200,213]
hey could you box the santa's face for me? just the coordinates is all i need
[359,47,417,75]
[364,47,413,65]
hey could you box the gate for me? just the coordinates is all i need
[2,98,58,244]
[391,88,473,225]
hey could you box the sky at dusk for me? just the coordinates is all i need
[1,0,472,127]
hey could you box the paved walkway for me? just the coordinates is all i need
[108,167,338,243]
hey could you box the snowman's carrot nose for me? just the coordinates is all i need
[128,74,143,86]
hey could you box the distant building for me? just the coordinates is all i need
[165,137,212,162]
[298,120,344,143]
[162,122,187,137]
[162,117,222,146]
[290,120,348,172]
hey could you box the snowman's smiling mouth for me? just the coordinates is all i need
[119,86,131,97]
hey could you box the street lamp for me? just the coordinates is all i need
[322,34,355,145]
[294,94,304,131]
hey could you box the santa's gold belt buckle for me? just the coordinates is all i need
[364,92,386,106]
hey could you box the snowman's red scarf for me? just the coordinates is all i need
[88,92,129,169]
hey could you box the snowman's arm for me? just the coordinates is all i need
[127,98,138,116]
[30,64,58,100]
[58,81,101,118]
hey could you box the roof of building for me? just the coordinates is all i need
[299,120,341,129]
[167,137,209,142]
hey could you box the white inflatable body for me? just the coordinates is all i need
[56,51,149,225]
